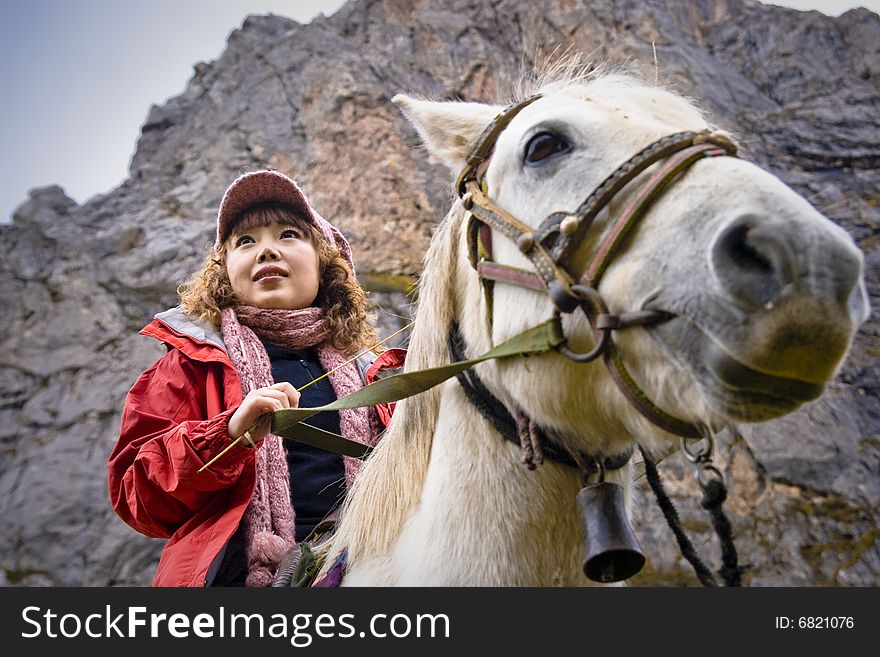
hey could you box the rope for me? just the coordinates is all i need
[700,479,743,587]
[639,447,718,587]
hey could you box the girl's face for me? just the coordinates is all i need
[225,220,320,310]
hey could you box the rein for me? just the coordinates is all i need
[268,318,566,446]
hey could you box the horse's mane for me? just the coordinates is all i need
[322,204,463,565]
[514,54,609,98]
[320,60,710,569]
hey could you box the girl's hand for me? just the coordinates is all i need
[227,382,300,444]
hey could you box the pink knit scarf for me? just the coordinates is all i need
[220,305,375,587]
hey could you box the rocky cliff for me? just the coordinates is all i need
[1,0,877,586]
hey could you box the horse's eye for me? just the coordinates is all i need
[524,132,571,165]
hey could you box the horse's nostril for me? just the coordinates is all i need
[711,218,795,308]
[726,225,772,273]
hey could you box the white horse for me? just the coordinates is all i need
[318,68,869,586]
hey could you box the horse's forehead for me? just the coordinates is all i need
[507,83,705,137]
[523,86,609,121]
[538,82,654,111]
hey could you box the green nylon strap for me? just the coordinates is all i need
[270,318,566,455]
[278,421,375,459]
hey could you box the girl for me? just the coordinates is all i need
[108,170,402,586]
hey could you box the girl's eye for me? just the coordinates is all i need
[524,132,572,165]
[281,229,300,239]
[234,235,254,247]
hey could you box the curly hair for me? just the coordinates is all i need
[178,204,378,355]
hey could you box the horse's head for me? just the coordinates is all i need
[394,73,868,447]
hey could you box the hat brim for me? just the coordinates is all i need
[216,171,315,247]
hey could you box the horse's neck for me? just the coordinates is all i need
[387,381,596,586]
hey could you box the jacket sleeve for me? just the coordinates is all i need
[108,349,253,539]
[365,348,407,428]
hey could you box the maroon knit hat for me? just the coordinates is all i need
[214,170,354,272]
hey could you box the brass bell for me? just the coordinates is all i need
[577,481,646,583]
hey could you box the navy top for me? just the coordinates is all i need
[209,342,346,586]
[262,340,346,542]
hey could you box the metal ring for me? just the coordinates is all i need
[680,432,713,463]
[570,284,610,320]
[697,463,725,489]
[558,331,610,363]
[556,285,614,362]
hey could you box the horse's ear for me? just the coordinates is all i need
[392,95,502,173]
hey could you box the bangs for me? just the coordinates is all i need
[230,203,318,244]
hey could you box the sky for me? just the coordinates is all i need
[1,0,877,224]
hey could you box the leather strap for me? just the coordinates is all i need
[582,143,727,287]
[456,95,543,195]
[477,261,546,291]
[604,346,702,439]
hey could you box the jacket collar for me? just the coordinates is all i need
[153,306,226,351]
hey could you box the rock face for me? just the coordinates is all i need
[1,0,877,586]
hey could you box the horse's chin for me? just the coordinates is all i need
[648,316,828,424]
[702,384,809,423]
[700,338,826,421]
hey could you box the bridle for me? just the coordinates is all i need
[454,95,739,440]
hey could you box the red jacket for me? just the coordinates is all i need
[108,307,404,587]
